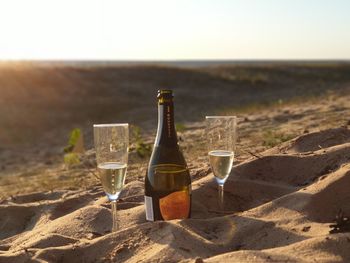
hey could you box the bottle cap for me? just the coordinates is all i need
[157,90,173,102]
[158,89,173,96]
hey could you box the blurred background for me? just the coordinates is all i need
[0,0,349,196]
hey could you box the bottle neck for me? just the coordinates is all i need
[155,101,178,146]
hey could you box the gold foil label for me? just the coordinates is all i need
[159,191,190,220]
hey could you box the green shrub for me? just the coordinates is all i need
[64,153,80,166]
[175,123,186,133]
[64,128,82,153]
[263,130,295,147]
[131,125,152,158]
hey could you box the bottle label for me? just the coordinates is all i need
[144,196,154,221]
[159,190,190,220]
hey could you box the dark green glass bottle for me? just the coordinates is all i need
[145,90,192,221]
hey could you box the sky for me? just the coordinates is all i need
[0,0,349,60]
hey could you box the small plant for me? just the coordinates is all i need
[262,129,295,147]
[63,128,83,167]
[131,125,152,158]
[64,128,82,153]
[330,209,350,234]
[64,152,80,166]
[136,141,152,158]
[175,122,186,133]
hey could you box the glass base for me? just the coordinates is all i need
[107,191,121,201]
[215,176,228,186]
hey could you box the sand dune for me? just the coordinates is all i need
[1,127,350,262]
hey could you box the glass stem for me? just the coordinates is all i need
[111,200,118,232]
[218,184,224,210]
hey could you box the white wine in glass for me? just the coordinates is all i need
[206,116,237,210]
[94,123,128,232]
[97,162,127,200]
[208,150,234,184]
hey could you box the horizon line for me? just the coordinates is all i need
[1,58,350,64]
[1,58,350,61]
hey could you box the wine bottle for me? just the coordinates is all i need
[145,89,192,221]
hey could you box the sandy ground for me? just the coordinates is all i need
[1,63,350,262]
[1,126,350,262]
[2,96,350,261]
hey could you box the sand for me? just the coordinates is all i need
[1,127,350,262]
[1,63,350,262]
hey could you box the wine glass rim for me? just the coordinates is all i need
[205,116,236,119]
[93,123,129,127]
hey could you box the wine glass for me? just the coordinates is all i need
[205,116,237,210]
[93,123,129,232]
